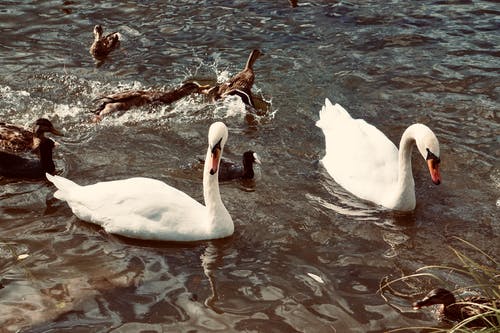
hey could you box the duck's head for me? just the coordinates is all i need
[243,151,261,166]
[93,24,103,38]
[33,118,63,137]
[208,122,228,175]
[414,124,441,185]
[413,288,456,309]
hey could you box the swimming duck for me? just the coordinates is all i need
[46,122,234,241]
[0,137,56,179]
[201,49,263,108]
[217,151,261,181]
[0,118,63,154]
[413,288,500,327]
[92,82,210,121]
[89,24,120,60]
[316,98,441,211]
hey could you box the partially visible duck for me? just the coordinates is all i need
[316,98,441,211]
[0,118,63,154]
[201,49,263,108]
[89,24,120,60]
[217,151,261,181]
[413,288,500,328]
[92,82,210,121]
[0,137,56,179]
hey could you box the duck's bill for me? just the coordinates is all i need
[427,159,441,185]
[253,152,262,165]
[51,128,64,136]
[210,148,221,175]
[412,297,433,309]
[412,301,423,310]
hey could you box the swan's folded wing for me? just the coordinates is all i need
[319,101,399,201]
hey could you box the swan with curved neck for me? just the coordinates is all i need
[46,122,233,241]
[316,98,441,211]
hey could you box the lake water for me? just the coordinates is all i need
[0,1,498,332]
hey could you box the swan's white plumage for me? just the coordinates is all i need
[47,122,233,241]
[316,98,441,211]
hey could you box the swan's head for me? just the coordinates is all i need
[208,122,228,175]
[414,124,441,185]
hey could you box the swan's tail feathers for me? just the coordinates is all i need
[46,173,80,200]
[316,98,351,129]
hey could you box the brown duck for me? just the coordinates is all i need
[413,288,500,328]
[201,49,263,108]
[89,24,120,60]
[92,82,210,120]
[0,118,63,154]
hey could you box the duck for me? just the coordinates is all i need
[92,82,210,121]
[316,98,441,211]
[89,24,120,60]
[0,118,63,154]
[0,137,56,179]
[413,288,500,327]
[217,151,261,181]
[46,122,234,242]
[201,49,263,108]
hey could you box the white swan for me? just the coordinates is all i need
[46,122,233,241]
[316,98,441,211]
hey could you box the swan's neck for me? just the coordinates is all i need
[203,148,233,235]
[395,127,417,210]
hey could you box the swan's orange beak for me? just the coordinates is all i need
[427,158,441,185]
[210,146,221,175]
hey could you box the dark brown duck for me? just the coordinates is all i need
[92,82,210,121]
[413,288,500,328]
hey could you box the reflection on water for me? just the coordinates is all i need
[1,1,499,332]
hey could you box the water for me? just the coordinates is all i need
[0,1,499,332]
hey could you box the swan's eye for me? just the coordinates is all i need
[211,138,222,154]
[426,148,440,164]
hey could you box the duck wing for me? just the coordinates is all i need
[218,158,244,181]
[93,90,152,114]
[0,123,34,154]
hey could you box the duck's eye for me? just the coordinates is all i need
[426,148,440,164]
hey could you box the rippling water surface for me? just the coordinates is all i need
[0,1,499,332]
